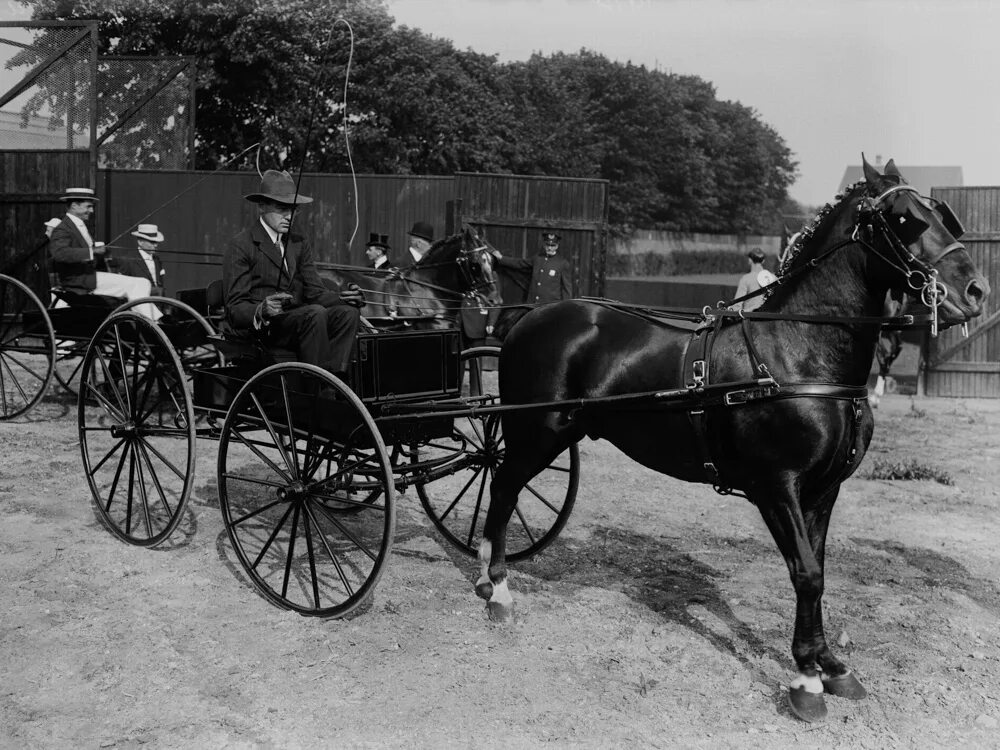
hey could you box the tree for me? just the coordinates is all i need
[20,0,799,234]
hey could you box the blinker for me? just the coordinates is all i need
[932,200,965,239]
[888,206,929,246]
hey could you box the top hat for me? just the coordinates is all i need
[408,221,434,243]
[60,187,98,203]
[43,218,61,230]
[541,231,562,243]
[243,170,313,205]
[365,232,390,250]
[748,248,766,263]
[132,223,165,242]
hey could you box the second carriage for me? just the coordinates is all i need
[76,305,580,618]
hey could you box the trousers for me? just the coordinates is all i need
[261,303,360,374]
[93,272,160,320]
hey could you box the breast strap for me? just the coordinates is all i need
[680,321,869,496]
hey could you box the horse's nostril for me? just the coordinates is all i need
[967,278,989,305]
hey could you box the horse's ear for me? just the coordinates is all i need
[862,153,882,188]
[883,159,902,179]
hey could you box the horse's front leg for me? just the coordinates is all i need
[803,487,868,702]
[755,481,862,722]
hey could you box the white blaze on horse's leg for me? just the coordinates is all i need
[790,673,824,694]
[874,375,885,397]
[489,578,513,607]
[476,540,492,588]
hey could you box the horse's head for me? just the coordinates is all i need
[860,156,989,326]
[455,225,500,301]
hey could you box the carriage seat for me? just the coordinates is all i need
[48,273,125,311]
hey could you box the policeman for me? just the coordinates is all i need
[492,230,572,304]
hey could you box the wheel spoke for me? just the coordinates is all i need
[136,435,187,481]
[311,501,381,563]
[229,424,292,484]
[1,349,50,383]
[89,437,126,475]
[280,375,301,479]
[135,438,174,521]
[302,501,355,598]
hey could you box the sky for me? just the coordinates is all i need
[385,0,1000,207]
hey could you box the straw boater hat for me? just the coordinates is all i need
[59,187,98,203]
[408,221,434,243]
[132,223,165,242]
[243,170,313,205]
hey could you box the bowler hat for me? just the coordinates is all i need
[131,223,165,242]
[541,231,562,243]
[408,221,434,243]
[244,170,313,205]
[748,248,766,263]
[60,187,98,203]
[366,232,390,250]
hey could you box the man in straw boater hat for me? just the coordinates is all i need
[222,169,365,378]
[113,223,167,297]
[48,187,160,319]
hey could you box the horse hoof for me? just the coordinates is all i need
[475,581,493,601]
[787,686,828,723]
[486,600,513,622]
[823,672,867,700]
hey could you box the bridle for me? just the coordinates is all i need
[719,183,968,336]
[854,183,967,334]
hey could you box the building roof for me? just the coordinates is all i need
[838,164,963,196]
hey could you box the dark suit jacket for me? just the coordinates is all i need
[223,223,345,331]
[370,255,399,272]
[497,252,573,303]
[49,217,98,292]
[114,248,165,296]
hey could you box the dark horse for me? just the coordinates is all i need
[322,225,500,329]
[476,158,989,721]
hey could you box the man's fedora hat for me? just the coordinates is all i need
[244,170,313,205]
[366,232,390,249]
[132,223,165,242]
[408,221,434,243]
[60,187,98,203]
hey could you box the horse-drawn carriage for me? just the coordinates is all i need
[3,159,991,722]
[0,269,219,419]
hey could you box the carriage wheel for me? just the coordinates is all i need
[416,346,580,562]
[55,337,103,397]
[78,311,196,547]
[0,274,56,420]
[116,296,224,373]
[217,363,395,618]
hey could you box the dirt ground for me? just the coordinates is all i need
[2,388,1000,749]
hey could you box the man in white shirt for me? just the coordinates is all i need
[733,248,778,312]
[48,187,159,320]
[115,223,166,297]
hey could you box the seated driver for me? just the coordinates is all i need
[222,170,364,378]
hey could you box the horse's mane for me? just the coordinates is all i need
[416,230,464,265]
[777,181,868,278]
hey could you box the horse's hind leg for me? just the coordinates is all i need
[754,480,865,722]
[476,421,576,621]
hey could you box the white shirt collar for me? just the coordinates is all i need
[259,218,281,246]
[374,255,388,269]
[139,248,154,261]
[409,246,423,263]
